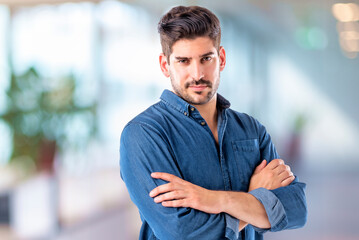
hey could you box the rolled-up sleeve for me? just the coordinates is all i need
[120,123,234,240]
[249,187,286,233]
[225,214,240,239]
[249,178,307,233]
[250,120,308,234]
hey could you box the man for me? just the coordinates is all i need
[120,5,307,240]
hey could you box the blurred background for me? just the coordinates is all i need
[0,0,358,239]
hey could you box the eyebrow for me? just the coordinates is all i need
[200,51,215,57]
[174,51,215,60]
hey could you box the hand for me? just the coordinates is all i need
[248,159,295,192]
[239,159,294,231]
[149,172,223,214]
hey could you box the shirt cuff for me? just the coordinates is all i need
[249,188,287,233]
[225,213,239,239]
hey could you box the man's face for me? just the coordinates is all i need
[160,37,226,105]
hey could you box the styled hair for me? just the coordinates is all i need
[158,6,221,60]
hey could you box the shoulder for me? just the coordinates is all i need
[121,101,169,141]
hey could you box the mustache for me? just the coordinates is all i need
[185,79,212,88]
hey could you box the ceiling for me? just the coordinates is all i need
[0,0,343,37]
[1,0,358,124]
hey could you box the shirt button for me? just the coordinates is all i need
[190,107,195,111]
[184,112,188,116]
[200,121,206,126]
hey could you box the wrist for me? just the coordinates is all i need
[223,191,250,215]
[248,185,257,192]
[212,191,228,213]
[216,190,230,213]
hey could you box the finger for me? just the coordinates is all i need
[154,190,185,203]
[266,159,284,170]
[281,175,295,187]
[149,183,175,197]
[273,164,289,175]
[151,172,180,182]
[276,168,293,184]
[253,160,267,174]
[161,199,187,208]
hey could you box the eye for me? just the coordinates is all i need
[202,56,212,62]
[178,59,188,64]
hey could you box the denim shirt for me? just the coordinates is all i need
[120,90,307,240]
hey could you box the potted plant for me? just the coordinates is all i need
[0,67,97,174]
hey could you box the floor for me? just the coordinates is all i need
[267,170,359,240]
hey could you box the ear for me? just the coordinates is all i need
[219,46,226,72]
[159,53,170,78]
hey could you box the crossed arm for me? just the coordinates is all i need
[121,123,307,238]
[149,159,295,230]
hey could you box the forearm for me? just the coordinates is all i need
[121,125,229,239]
[218,191,270,229]
[238,220,248,232]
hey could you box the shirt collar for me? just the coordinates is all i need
[160,89,231,115]
[217,92,231,109]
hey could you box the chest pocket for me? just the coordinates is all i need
[232,139,260,185]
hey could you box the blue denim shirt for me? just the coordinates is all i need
[120,90,307,240]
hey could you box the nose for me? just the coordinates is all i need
[189,61,204,81]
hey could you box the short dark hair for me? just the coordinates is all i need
[158,6,221,59]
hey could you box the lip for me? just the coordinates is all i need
[189,85,207,91]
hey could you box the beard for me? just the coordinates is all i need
[169,71,220,105]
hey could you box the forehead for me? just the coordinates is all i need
[170,37,217,58]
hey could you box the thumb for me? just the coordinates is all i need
[253,160,267,174]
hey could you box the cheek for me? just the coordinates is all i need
[169,69,185,88]
[172,66,189,80]
[206,63,219,76]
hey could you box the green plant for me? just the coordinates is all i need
[0,67,97,173]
